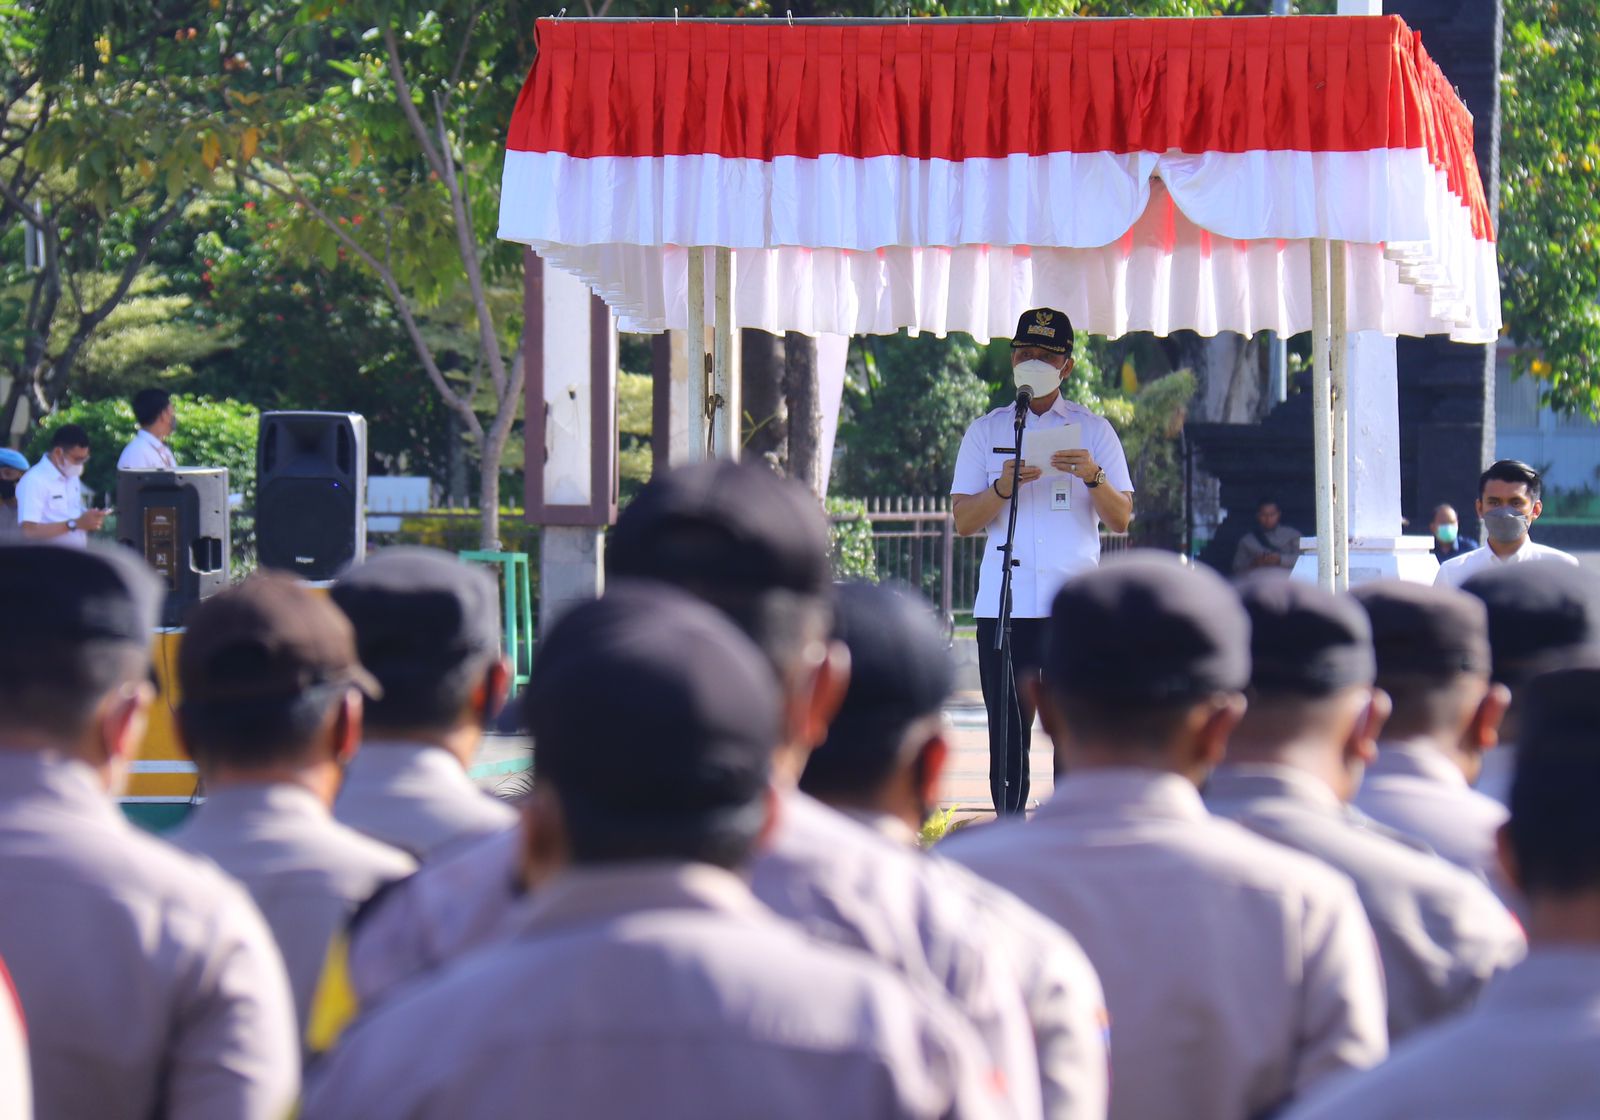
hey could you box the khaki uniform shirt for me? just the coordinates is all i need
[0,956,28,1120]
[848,810,1111,1120]
[944,768,1388,1120]
[334,740,518,861]
[1284,948,1600,1120]
[0,751,298,1120]
[1205,764,1525,1040]
[305,863,1013,1119]
[1355,740,1518,906]
[346,798,1044,1117]
[169,782,416,1033]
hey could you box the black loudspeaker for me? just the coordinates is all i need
[256,411,367,579]
[117,467,230,627]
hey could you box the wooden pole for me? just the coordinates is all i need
[710,247,738,460]
[685,247,708,462]
[1310,237,1335,591]
[1330,239,1351,590]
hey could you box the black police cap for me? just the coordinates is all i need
[1460,561,1600,688]
[1045,552,1250,702]
[1351,579,1491,680]
[523,581,780,841]
[332,547,500,679]
[1011,307,1074,356]
[1240,576,1375,697]
[607,460,831,599]
[0,543,161,646]
[802,581,954,795]
[1512,663,1600,890]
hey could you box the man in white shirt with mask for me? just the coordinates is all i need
[950,308,1134,815]
[117,389,178,472]
[1435,459,1576,589]
[17,424,104,547]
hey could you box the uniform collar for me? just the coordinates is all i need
[1204,763,1346,816]
[1037,768,1209,823]
[346,740,474,785]
[836,806,920,848]
[1480,948,1600,1014]
[136,428,168,450]
[195,780,331,821]
[0,749,120,822]
[508,862,768,940]
[1370,740,1469,789]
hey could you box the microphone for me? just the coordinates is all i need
[1015,386,1033,407]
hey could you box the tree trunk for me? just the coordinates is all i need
[477,449,501,550]
[741,328,787,471]
[447,409,468,506]
[785,332,823,496]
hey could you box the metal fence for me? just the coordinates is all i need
[836,496,1130,627]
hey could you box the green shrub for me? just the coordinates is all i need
[827,496,877,581]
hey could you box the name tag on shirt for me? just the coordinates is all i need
[1051,481,1072,511]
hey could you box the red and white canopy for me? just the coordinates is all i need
[500,16,1497,343]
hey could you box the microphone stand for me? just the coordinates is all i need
[991,390,1031,817]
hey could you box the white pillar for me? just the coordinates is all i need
[536,265,611,634]
[709,247,739,460]
[1309,238,1335,592]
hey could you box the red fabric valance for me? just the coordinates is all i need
[509,16,1487,240]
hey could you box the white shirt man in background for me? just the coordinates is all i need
[1435,459,1576,588]
[16,424,102,547]
[117,388,178,471]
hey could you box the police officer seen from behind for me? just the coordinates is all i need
[1205,578,1524,1041]
[331,547,519,859]
[1351,580,1517,901]
[951,308,1134,816]
[304,585,1008,1119]
[339,462,1042,1112]
[0,545,298,1120]
[1435,459,1577,588]
[1287,664,1600,1119]
[167,574,417,1039]
[801,580,1110,1120]
[943,554,1388,1120]
[1460,559,1600,805]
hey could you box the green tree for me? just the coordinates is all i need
[833,333,993,499]
[207,1,536,548]
[1499,0,1600,416]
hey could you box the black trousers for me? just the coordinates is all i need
[976,616,1049,816]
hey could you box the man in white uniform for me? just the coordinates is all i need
[1436,460,1576,588]
[950,308,1134,814]
[116,388,178,471]
[16,423,102,546]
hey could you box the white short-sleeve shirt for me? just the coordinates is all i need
[1434,538,1577,588]
[14,457,87,548]
[117,429,176,471]
[950,395,1133,618]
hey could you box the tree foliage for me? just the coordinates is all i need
[1500,0,1600,417]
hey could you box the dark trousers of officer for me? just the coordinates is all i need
[976,617,1049,816]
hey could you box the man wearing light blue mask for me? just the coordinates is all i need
[950,308,1134,814]
[1435,460,1576,589]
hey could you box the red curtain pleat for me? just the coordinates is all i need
[507,16,1491,241]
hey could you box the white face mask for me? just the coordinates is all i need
[56,455,84,481]
[1013,358,1062,399]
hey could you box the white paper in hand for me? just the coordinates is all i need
[1021,423,1082,477]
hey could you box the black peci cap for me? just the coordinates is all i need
[801,581,954,798]
[1240,576,1375,697]
[180,573,381,704]
[523,581,781,843]
[607,460,832,599]
[0,543,161,646]
[332,547,501,682]
[1011,307,1074,356]
[1045,552,1250,702]
[1352,580,1491,680]
[1511,663,1600,893]
[1461,561,1600,688]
